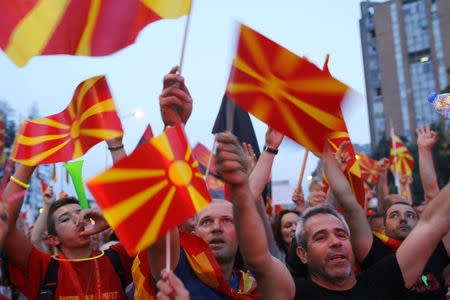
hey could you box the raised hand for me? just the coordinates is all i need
[215,132,249,187]
[42,186,56,207]
[292,187,306,213]
[242,142,257,171]
[77,208,109,236]
[416,124,437,151]
[335,141,351,172]
[265,127,284,149]
[159,66,193,127]
[377,157,390,173]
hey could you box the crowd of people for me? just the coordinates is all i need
[0,67,448,300]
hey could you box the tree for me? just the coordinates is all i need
[0,100,17,149]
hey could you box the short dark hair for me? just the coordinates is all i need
[47,197,80,236]
[383,201,416,225]
[272,209,300,254]
[295,205,348,250]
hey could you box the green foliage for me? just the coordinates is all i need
[0,100,17,149]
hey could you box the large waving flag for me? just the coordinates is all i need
[10,76,123,166]
[357,153,380,186]
[87,125,212,255]
[390,130,414,177]
[1,0,191,67]
[0,111,5,167]
[226,24,348,153]
[321,55,365,207]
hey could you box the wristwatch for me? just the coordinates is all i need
[263,145,278,155]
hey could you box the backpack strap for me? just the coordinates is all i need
[38,258,59,300]
[104,248,126,291]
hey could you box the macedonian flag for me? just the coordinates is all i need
[1,0,191,67]
[192,143,225,192]
[357,153,380,186]
[87,125,212,255]
[390,130,414,177]
[10,76,123,166]
[327,129,366,208]
[226,24,348,153]
[0,111,6,167]
[320,55,365,207]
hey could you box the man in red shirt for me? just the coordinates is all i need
[2,163,133,300]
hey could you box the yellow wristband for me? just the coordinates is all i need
[10,176,30,189]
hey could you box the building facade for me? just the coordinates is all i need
[360,0,450,151]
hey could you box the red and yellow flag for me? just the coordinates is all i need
[1,0,191,67]
[192,143,225,192]
[192,143,217,176]
[357,153,380,186]
[226,24,348,153]
[390,130,414,177]
[321,55,365,208]
[10,76,123,166]
[0,111,5,167]
[327,129,366,208]
[87,125,212,255]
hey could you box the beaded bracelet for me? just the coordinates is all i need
[10,176,30,189]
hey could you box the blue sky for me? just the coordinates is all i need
[0,0,372,200]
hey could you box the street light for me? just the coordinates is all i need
[132,109,144,120]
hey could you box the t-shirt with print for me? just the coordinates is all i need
[360,234,449,300]
[9,244,133,300]
[294,253,406,299]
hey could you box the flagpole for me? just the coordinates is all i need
[204,135,217,188]
[166,232,171,272]
[178,0,193,75]
[390,122,400,192]
[297,150,309,190]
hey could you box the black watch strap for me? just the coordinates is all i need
[263,145,278,155]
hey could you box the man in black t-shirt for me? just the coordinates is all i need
[293,205,406,299]
[320,144,449,299]
[215,136,450,299]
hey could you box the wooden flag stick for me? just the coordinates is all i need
[178,0,193,75]
[166,232,171,271]
[204,135,217,184]
[390,120,400,191]
[297,150,309,190]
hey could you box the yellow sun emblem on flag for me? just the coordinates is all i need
[88,125,212,254]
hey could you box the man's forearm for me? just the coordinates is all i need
[418,148,439,203]
[377,171,388,211]
[231,183,270,272]
[30,205,50,252]
[249,152,275,200]
[255,195,276,249]
[397,183,450,287]
[2,165,35,229]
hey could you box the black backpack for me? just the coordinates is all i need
[38,249,126,300]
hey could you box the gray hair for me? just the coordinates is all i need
[295,204,349,249]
